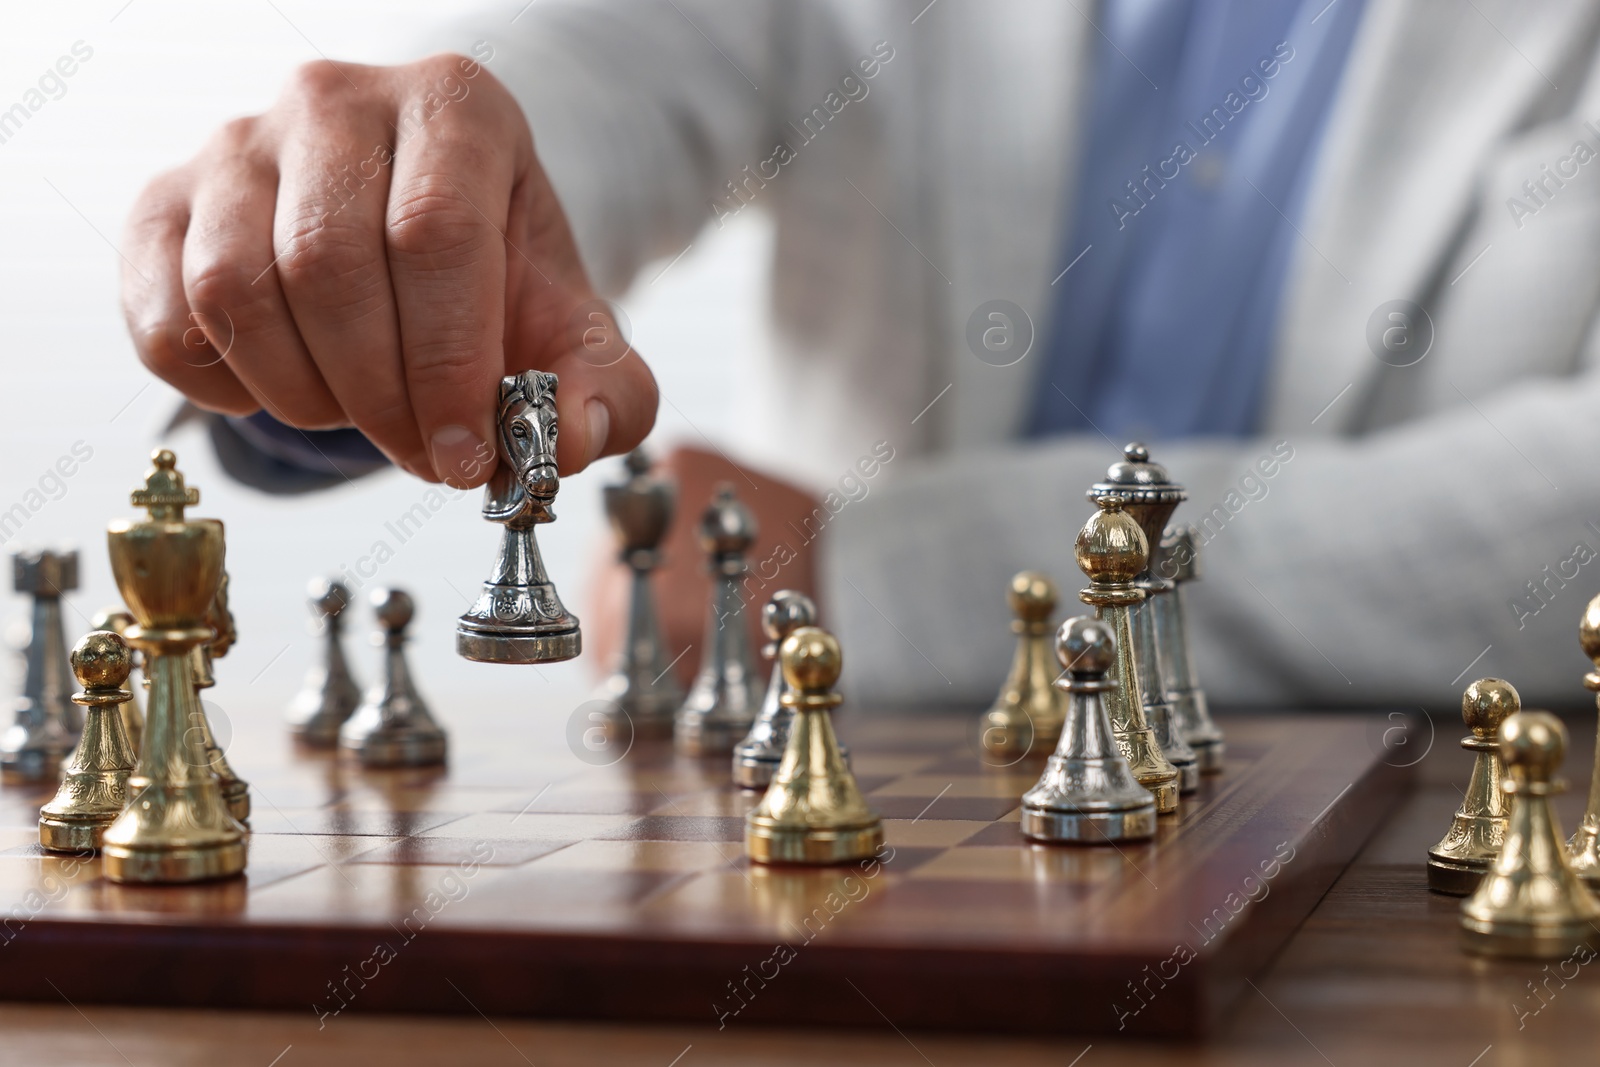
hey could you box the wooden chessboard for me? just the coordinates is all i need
[0,707,1411,1038]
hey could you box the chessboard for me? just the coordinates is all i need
[0,707,1411,1038]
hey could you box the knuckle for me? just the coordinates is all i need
[285,59,355,102]
[405,336,487,391]
[207,116,262,156]
[275,213,389,316]
[185,259,261,321]
[386,176,494,262]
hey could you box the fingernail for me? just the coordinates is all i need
[583,399,610,468]
[431,424,489,488]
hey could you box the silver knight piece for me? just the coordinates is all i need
[1,550,80,780]
[1022,615,1157,843]
[1090,444,1199,795]
[457,371,581,664]
[733,590,817,789]
[1154,526,1224,772]
[675,486,762,755]
[594,449,682,736]
[287,577,363,746]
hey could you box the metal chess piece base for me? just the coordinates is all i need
[102,835,247,884]
[747,820,884,865]
[674,714,749,757]
[1020,804,1156,844]
[339,722,449,768]
[592,671,677,739]
[1426,855,1489,896]
[1460,917,1599,960]
[218,777,250,823]
[980,707,1041,758]
[455,625,580,665]
[39,814,113,853]
[0,746,66,783]
[1190,737,1224,774]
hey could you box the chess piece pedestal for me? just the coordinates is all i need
[39,632,137,852]
[734,591,817,790]
[1075,495,1179,814]
[980,572,1065,759]
[594,450,682,737]
[1461,711,1600,958]
[1427,678,1516,894]
[1,550,80,780]
[676,487,762,756]
[342,589,448,767]
[747,626,882,865]
[101,450,245,884]
[456,372,581,664]
[287,578,363,746]
[1022,616,1156,843]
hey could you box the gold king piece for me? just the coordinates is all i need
[980,571,1066,759]
[1426,678,1517,894]
[746,625,882,865]
[1090,444,1198,794]
[101,450,245,883]
[1075,495,1179,814]
[38,631,137,852]
[1566,592,1600,884]
[1461,711,1600,958]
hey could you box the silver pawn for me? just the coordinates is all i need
[340,589,447,767]
[1022,615,1157,843]
[732,590,817,789]
[287,578,363,746]
[594,449,682,737]
[1154,526,1224,772]
[1091,444,1199,794]
[675,485,762,755]
[1,550,80,780]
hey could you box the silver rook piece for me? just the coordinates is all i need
[1,549,80,780]
[1090,444,1198,795]
[594,449,682,736]
[675,486,762,755]
[457,371,581,664]
[1154,526,1224,772]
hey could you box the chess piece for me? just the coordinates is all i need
[594,449,683,737]
[1,550,80,780]
[1461,711,1600,958]
[1427,678,1517,894]
[1021,615,1156,843]
[1091,444,1198,795]
[1566,593,1600,883]
[1075,494,1179,814]
[747,625,883,864]
[980,572,1066,758]
[1153,526,1224,773]
[456,371,581,664]
[101,449,245,883]
[286,578,362,746]
[91,609,144,755]
[675,486,762,755]
[39,631,137,851]
[341,588,448,767]
[733,590,818,790]
[191,571,249,823]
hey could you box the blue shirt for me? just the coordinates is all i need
[1027,0,1367,440]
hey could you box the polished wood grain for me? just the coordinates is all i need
[4,709,1595,1065]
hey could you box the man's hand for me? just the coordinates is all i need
[120,54,657,486]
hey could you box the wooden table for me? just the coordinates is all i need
[3,709,1594,1067]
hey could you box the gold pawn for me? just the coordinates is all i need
[90,609,143,755]
[38,631,137,851]
[1075,496,1178,814]
[100,449,246,884]
[1426,678,1517,894]
[1566,593,1600,883]
[1461,711,1600,958]
[746,626,883,865]
[980,571,1066,758]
